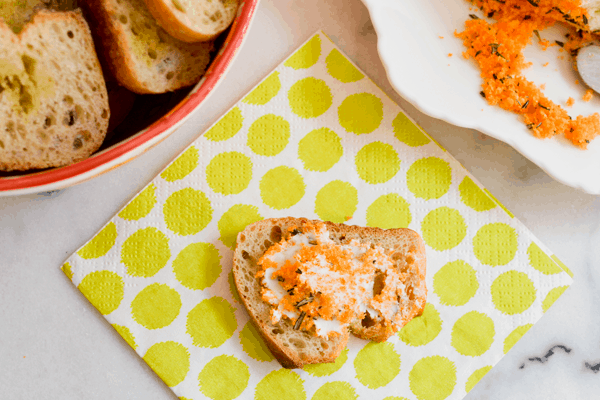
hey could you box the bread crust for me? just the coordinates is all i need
[143,0,238,43]
[82,0,213,94]
[232,217,427,368]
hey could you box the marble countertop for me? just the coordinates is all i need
[2,0,600,398]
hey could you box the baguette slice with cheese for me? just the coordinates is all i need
[82,0,214,94]
[233,217,427,368]
[143,0,239,43]
[0,10,109,171]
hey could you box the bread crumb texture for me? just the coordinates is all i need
[63,32,572,400]
[0,10,109,170]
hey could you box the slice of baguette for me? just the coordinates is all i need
[0,10,109,171]
[143,0,239,43]
[233,217,427,368]
[0,0,78,33]
[82,0,214,94]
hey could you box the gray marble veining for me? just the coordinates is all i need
[2,0,600,398]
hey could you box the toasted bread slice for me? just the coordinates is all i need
[143,0,239,43]
[0,0,78,33]
[233,217,427,368]
[0,10,109,171]
[82,0,214,94]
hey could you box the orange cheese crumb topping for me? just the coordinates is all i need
[457,0,600,149]
[257,222,410,338]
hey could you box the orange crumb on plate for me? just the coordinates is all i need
[566,97,575,107]
[543,62,549,67]
[448,53,453,57]
[583,89,594,102]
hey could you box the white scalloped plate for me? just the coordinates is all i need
[363,0,600,194]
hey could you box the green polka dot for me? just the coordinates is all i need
[451,311,495,357]
[112,324,137,349]
[399,303,442,346]
[247,114,290,156]
[121,227,170,277]
[260,166,305,210]
[421,207,467,251]
[354,342,400,389]
[173,243,221,290]
[338,93,383,135]
[473,223,518,266]
[229,271,241,303]
[304,347,348,376]
[78,270,124,315]
[243,71,281,105]
[205,107,243,142]
[143,341,189,387]
[542,286,569,313]
[355,142,400,184]
[163,188,213,236]
[288,78,332,119]
[409,356,456,400]
[186,297,237,348]
[206,152,253,196]
[255,369,305,400]
[459,177,496,212]
[198,355,250,400]
[407,157,452,200]
[119,184,157,220]
[284,35,321,70]
[61,262,73,280]
[314,180,358,223]
[131,283,181,330]
[393,112,431,147]
[77,222,117,259]
[297,127,343,172]
[434,260,479,306]
[503,324,533,354]
[218,204,263,249]
[160,147,199,182]
[326,49,364,83]
[528,242,563,275]
[491,271,536,315]
[312,382,357,400]
[366,193,411,229]
[239,322,274,362]
[465,366,492,393]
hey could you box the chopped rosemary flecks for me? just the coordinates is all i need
[295,296,314,308]
[583,14,588,25]
[526,123,534,129]
[539,103,551,110]
[294,312,306,330]
[475,50,482,57]
[291,229,300,236]
[586,140,590,143]
[534,30,541,41]
[480,91,486,98]
[296,268,302,274]
[469,14,480,19]
[555,40,565,47]
[522,100,529,109]
[490,43,499,54]
[536,122,543,128]
[526,0,539,7]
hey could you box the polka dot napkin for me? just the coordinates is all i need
[62,32,573,400]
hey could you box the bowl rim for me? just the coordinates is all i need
[0,0,260,196]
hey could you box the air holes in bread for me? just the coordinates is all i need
[361,313,376,328]
[67,30,74,39]
[148,49,157,59]
[270,226,282,243]
[119,15,128,24]
[166,71,175,80]
[172,0,186,12]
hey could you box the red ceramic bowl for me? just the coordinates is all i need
[0,0,260,196]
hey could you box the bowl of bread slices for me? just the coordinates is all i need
[0,0,259,195]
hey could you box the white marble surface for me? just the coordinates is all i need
[1,0,600,398]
